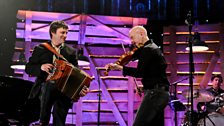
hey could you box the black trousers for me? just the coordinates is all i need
[39,82,72,126]
[133,88,170,126]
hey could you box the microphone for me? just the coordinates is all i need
[185,11,192,26]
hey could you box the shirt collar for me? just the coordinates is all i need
[144,39,152,46]
[51,42,64,49]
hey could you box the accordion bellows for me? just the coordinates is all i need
[46,59,92,102]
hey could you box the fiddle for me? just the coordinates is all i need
[104,47,138,75]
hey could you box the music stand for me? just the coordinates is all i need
[170,77,188,126]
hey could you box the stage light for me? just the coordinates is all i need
[186,32,209,52]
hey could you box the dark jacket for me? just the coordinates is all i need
[123,40,170,90]
[25,42,78,99]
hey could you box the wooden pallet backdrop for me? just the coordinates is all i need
[12,10,224,126]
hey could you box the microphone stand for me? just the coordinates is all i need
[185,11,195,126]
[96,69,101,126]
[170,77,189,126]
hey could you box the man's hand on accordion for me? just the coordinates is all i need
[41,63,54,74]
[72,86,89,102]
[79,85,89,97]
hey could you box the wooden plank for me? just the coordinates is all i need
[86,37,128,44]
[167,26,178,83]
[86,26,131,37]
[163,24,220,33]
[82,112,128,122]
[177,64,208,72]
[23,11,32,80]
[88,15,130,44]
[76,98,83,126]
[176,53,213,62]
[82,102,128,112]
[17,10,80,22]
[127,77,134,126]
[88,15,147,25]
[16,30,79,40]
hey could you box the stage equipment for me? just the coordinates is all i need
[182,89,214,102]
[169,100,186,111]
[170,77,188,126]
[184,11,210,125]
[185,10,196,126]
[197,112,222,126]
[185,32,209,52]
[181,110,200,126]
[77,47,90,66]
[0,76,39,125]
[10,52,26,70]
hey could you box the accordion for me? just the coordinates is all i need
[46,59,91,101]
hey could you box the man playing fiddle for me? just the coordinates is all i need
[105,26,170,126]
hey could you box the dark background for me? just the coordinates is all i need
[1,0,224,76]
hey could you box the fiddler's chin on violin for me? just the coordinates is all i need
[104,45,138,75]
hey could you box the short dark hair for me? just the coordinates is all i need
[49,20,68,38]
[211,74,223,83]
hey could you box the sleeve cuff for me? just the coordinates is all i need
[122,66,127,77]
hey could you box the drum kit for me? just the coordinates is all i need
[178,89,224,126]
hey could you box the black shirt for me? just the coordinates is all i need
[123,40,170,90]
